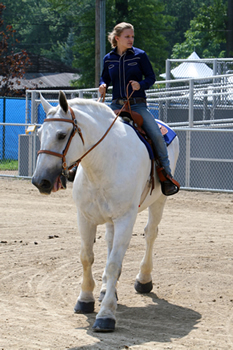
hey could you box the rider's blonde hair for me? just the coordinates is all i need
[108,22,134,48]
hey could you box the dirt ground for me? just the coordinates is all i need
[0,177,233,350]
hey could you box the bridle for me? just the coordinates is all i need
[37,106,86,176]
[38,86,134,177]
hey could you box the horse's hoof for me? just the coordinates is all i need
[92,318,115,332]
[134,280,153,293]
[74,300,95,314]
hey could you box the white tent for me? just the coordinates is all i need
[160,52,213,80]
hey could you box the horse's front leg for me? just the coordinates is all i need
[99,222,120,302]
[135,195,166,293]
[93,212,137,332]
[74,211,96,314]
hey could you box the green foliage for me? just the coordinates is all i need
[171,0,227,59]
[60,29,75,66]
[71,0,173,88]
[71,0,96,88]
[2,0,230,89]
[2,0,71,62]
[0,159,18,170]
[122,0,173,75]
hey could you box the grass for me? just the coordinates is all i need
[0,159,18,171]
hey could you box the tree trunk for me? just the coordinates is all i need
[95,0,100,87]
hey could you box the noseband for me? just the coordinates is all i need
[37,106,84,176]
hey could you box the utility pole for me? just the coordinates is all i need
[95,0,106,87]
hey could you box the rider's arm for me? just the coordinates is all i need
[138,51,156,91]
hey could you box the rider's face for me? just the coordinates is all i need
[115,28,134,53]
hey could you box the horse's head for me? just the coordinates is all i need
[32,91,82,194]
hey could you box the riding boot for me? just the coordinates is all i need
[135,108,179,196]
[162,178,179,196]
[155,162,180,196]
[68,166,78,182]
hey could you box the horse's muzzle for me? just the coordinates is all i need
[32,176,53,194]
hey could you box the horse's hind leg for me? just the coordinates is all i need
[135,195,166,293]
[74,212,96,314]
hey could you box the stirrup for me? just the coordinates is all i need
[161,179,179,196]
[156,166,180,196]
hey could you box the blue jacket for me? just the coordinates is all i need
[99,46,156,100]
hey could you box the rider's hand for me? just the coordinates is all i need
[99,84,106,95]
[129,80,140,91]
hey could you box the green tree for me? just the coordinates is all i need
[68,0,173,88]
[2,0,72,63]
[60,29,75,66]
[171,0,227,58]
[163,0,213,55]
[70,0,96,87]
[226,0,233,56]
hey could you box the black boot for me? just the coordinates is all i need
[162,180,179,196]
[155,164,180,196]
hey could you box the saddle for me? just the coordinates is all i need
[114,104,169,138]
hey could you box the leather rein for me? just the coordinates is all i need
[38,87,134,177]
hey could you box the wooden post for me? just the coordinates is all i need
[95,0,100,87]
[95,0,105,87]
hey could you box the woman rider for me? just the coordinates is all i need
[98,22,178,196]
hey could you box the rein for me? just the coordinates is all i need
[38,85,134,177]
[70,87,134,169]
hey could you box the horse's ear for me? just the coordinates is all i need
[40,93,52,114]
[59,91,68,113]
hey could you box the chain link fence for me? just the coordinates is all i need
[0,73,233,192]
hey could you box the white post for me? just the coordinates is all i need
[185,79,194,187]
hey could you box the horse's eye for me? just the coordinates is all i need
[57,132,66,140]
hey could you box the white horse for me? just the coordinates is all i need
[32,91,179,332]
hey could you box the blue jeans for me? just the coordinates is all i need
[110,102,171,175]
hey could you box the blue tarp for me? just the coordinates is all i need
[0,98,27,160]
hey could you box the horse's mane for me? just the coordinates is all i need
[69,97,111,113]
[47,97,115,121]
[67,98,116,122]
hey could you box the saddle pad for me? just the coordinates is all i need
[156,120,177,146]
[124,119,177,159]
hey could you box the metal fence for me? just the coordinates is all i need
[164,56,233,80]
[0,73,233,193]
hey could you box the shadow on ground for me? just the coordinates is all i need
[69,292,201,349]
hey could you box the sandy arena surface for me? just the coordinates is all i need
[0,177,233,350]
